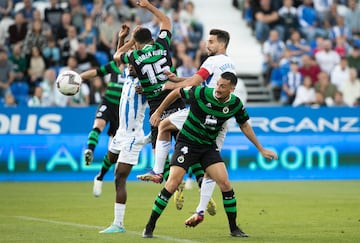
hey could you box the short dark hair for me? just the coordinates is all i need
[221,72,237,86]
[134,28,153,44]
[209,29,230,48]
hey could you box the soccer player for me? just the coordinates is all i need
[143,72,278,238]
[113,0,185,163]
[99,63,149,233]
[81,25,129,197]
[137,28,237,213]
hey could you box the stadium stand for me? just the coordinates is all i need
[1,0,359,107]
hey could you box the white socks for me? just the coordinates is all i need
[196,177,216,213]
[153,140,171,174]
[113,203,126,227]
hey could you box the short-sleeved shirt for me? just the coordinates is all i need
[178,86,249,146]
[120,29,185,113]
[196,54,236,88]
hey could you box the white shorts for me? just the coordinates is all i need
[109,132,146,165]
[168,108,228,150]
[168,108,189,130]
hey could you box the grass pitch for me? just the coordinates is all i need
[0,180,359,243]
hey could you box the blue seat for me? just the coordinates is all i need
[15,94,29,106]
[95,51,109,66]
[84,3,94,15]
[10,82,29,96]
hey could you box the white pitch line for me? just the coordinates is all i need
[14,216,202,243]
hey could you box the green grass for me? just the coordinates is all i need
[0,181,359,243]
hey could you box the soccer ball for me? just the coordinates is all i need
[56,70,82,96]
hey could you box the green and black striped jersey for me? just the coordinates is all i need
[178,86,249,145]
[96,60,125,105]
[120,30,179,111]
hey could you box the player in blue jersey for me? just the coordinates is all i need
[142,72,278,238]
[98,62,149,233]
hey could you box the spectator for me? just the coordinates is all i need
[22,19,47,62]
[8,12,28,46]
[0,0,12,20]
[88,76,105,105]
[344,0,360,38]
[286,29,311,63]
[44,0,64,37]
[347,46,360,75]
[0,10,14,47]
[9,43,27,82]
[311,36,325,56]
[60,25,80,65]
[314,71,338,106]
[107,0,132,23]
[176,54,197,78]
[172,41,188,68]
[179,1,203,50]
[312,0,333,23]
[79,16,98,54]
[298,54,321,84]
[171,11,191,49]
[43,36,61,68]
[135,4,153,25]
[142,16,160,39]
[17,0,36,22]
[333,90,347,106]
[27,85,43,106]
[278,0,299,40]
[27,46,46,90]
[98,14,120,60]
[340,68,360,106]
[67,0,87,32]
[329,15,352,42]
[281,61,302,104]
[159,0,174,20]
[263,29,286,84]
[297,0,326,41]
[90,0,106,29]
[4,92,17,107]
[333,36,350,58]
[253,0,284,42]
[75,42,100,73]
[292,75,316,106]
[40,68,68,107]
[0,48,14,98]
[29,9,52,37]
[330,57,350,89]
[194,40,208,68]
[55,11,72,41]
[315,39,340,74]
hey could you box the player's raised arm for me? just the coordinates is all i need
[116,24,130,50]
[136,0,171,32]
[113,26,140,65]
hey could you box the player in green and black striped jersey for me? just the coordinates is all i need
[143,72,278,238]
[113,0,185,148]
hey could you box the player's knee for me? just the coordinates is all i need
[217,179,232,192]
[165,178,182,194]
[159,119,176,132]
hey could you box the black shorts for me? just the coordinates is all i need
[149,98,185,149]
[95,99,119,137]
[170,141,223,171]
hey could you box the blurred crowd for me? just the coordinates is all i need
[237,0,360,106]
[0,0,204,107]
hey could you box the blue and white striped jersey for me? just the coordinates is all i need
[118,75,148,135]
